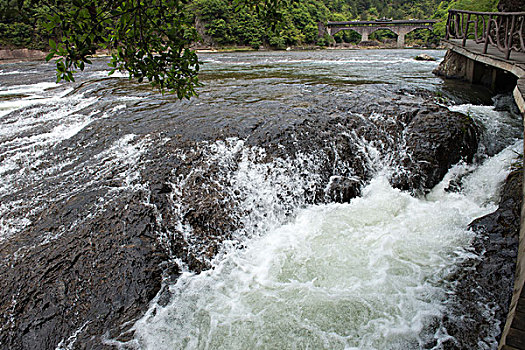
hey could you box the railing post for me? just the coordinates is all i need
[518,15,525,51]
[455,12,462,39]
[506,15,516,60]
[445,11,452,40]
[463,13,471,47]
[483,14,492,54]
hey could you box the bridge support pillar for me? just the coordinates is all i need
[357,27,373,44]
[397,33,405,48]
[396,27,412,48]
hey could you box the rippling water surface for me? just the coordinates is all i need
[0,49,522,349]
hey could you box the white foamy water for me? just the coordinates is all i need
[449,104,523,157]
[0,82,65,118]
[128,129,520,350]
[0,78,146,243]
[0,88,97,182]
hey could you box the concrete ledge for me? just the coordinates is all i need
[439,41,525,117]
[442,40,525,79]
[515,80,525,116]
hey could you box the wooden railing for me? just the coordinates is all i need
[446,9,525,60]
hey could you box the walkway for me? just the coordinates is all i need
[442,39,525,115]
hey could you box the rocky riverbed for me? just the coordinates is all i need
[0,50,521,349]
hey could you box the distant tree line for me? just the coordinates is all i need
[0,0,500,50]
[179,0,499,48]
[0,0,52,49]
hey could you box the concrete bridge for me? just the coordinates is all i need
[322,19,437,47]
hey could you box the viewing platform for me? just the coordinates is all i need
[442,9,525,115]
[441,38,525,114]
[440,8,525,350]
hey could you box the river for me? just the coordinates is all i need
[0,49,522,350]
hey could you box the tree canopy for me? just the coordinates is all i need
[43,0,201,98]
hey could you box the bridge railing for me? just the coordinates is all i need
[446,9,525,60]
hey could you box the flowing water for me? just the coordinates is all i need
[0,49,522,349]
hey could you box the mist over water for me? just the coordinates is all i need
[0,50,522,349]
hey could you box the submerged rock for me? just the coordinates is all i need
[415,54,436,61]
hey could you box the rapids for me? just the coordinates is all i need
[131,144,520,350]
[126,134,521,350]
[0,49,522,350]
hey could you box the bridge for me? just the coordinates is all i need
[323,19,437,48]
[440,9,525,350]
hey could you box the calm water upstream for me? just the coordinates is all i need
[0,49,522,349]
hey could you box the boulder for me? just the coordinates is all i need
[433,50,469,79]
[390,106,478,192]
[415,54,436,61]
[0,86,482,349]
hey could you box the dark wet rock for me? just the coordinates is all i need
[433,50,469,80]
[441,168,522,349]
[391,107,478,192]
[471,168,523,236]
[493,93,523,118]
[0,191,169,350]
[326,176,361,203]
[145,91,481,272]
[0,85,482,349]
[415,54,436,61]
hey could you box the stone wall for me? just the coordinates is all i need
[0,49,46,62]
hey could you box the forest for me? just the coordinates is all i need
[0,0,501,50]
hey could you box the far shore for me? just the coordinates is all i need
[0,43,445,64]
